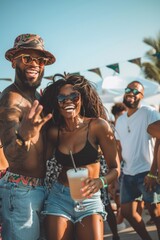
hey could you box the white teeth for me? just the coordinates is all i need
[26,70,38,74]
[66,109,74,112]
[64,105,75,110]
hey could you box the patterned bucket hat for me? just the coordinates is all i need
[5,33,56,65]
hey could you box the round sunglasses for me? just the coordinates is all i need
[57,92,80,104]
[14,54,48,66]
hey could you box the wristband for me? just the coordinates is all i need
[99,177,108,188]
[147,173,157,179]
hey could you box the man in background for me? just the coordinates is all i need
[115,81,160,240]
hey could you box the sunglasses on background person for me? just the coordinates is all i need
[125,87,143,96]
[57,92,80,104]
[14,54,49,66]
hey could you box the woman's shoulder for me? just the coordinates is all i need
[88,117,110,130]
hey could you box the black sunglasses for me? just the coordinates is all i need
[57,92,80,104]
[125,87,143,96]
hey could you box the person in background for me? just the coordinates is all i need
[99,103,126,240]
[147,121,160,226]
[40,73,120,240]
[111,102,127,123]
[111,103,144,229]
[110,102,127,231]
[115,80,160,240]
[100,155,120,240]
[0,33,54,240]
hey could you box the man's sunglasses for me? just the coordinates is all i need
[14,54,48,66]
[57,92,80,104]
[125,87,143,96]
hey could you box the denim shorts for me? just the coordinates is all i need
[42,181,107,223]
[120,171,160,204]
[0,174,47,240]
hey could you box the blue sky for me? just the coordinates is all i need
[1,0,160,92]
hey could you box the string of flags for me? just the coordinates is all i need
[44,57,142,81]
[44,52,160,80]
[1,53,159,82]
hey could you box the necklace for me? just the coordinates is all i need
[127,125,131,133]
[127,115,131,133]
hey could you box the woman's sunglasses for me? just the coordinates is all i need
[57,92,80,104]
[14,54,48,66]
[125,87,143,96]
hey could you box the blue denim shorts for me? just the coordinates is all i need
[120,172,160,204]
[0,174,47,240]
[42,181,107,223]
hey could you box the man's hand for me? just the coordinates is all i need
[17,100,52,140]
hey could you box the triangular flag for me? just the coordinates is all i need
[152,52,160,59]
[43,75,54,80]
[106,63,120,73]
[88,68,102,78]
[128,58,141,67]
[71,72,80,75]
[0,78,12,81]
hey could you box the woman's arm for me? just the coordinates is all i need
[95,118,120,184]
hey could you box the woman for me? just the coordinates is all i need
[41,73,120,240]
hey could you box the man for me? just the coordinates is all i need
[0,34,55,240]
[115,81,160,240]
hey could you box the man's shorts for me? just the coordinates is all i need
[120,171,160,204]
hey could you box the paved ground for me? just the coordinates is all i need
[104,209,158,240]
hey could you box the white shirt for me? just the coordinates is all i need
[115,106,160,175]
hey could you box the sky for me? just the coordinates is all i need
[1,0,160,95]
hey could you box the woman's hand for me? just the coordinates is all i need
[81,177,103,198]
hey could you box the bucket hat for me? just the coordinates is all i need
[5,33,56,65]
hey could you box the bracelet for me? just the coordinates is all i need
[99,177,108,188]
[147,173,157,179]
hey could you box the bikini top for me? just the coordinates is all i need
[55,120,101,167]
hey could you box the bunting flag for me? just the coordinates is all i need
[106,63,120,73]
[152,52,160,59]
[88,68,102,78]
[71,72,80,75]
[43,56,144,81]
[0,78,12,81]
[128,57,141,67]
[43,75,54,80]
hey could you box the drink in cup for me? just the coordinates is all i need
[67,167,88,202]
